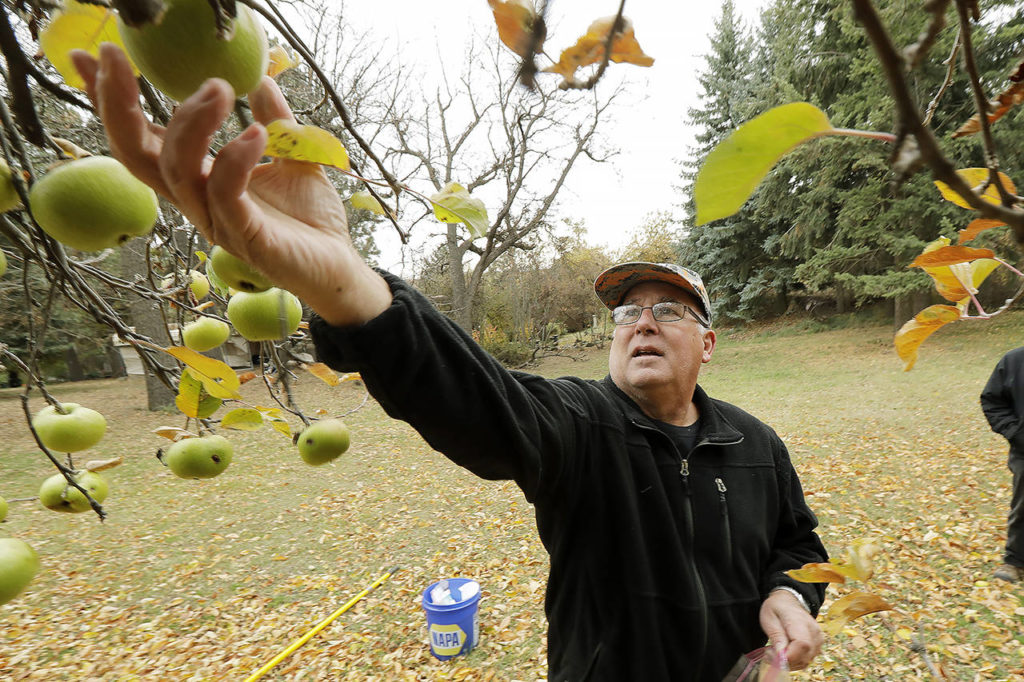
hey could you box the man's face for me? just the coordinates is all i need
[608,281,716,402]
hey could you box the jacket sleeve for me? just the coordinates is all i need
[308,271,583,503]
[980,356,1022,441]
[760,437,828,616]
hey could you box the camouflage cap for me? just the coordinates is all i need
[594,262,712,326]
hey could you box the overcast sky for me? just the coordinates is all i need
[339,0,769,271]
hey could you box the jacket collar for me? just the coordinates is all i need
[600,375,744,445]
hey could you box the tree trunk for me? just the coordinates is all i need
[893,290,934,333]
[447,229,472,330]
[106,343,127,378]
[121,237,176,410]
[64,345,85,382]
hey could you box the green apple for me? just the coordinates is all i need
[29,156,158,251]
[209,245,272,293]
[32,403,106,453]
[0,495,7,522]
[227,288,302,341]
[38,470,109,513]
[117,0,269,101]
[182,317,231,352]
[0,538,39,605]
[296,419,350,466]
[164,435,233,479]
[163,270,210,301]
[0,159,21,212]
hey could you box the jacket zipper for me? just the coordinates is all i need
[679,451,708,681]
[715,476,732,566]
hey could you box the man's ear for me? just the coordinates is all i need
[701,329,716,364]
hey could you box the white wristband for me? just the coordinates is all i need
[770,586,811,613]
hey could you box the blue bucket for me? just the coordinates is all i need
[421,578,481,660]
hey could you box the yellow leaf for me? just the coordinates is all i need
[52,138,92,160]
[821,591,894,636]
[253,406,291,437]
[83,457,123,472]
[348,190,389,216]
[264,119,350,170]
[894,304,961,371]
[39,0,138,90]
[176,371,223,419]
[909,245,996,268]
[221,408,264,431]
[786,563,848,584]
[266,45,299,79]
[543,15,653,83]
[934,168,1017,208]
[912,238,991,302]
[153,426,198,442]
[952,81,1024,138]
[430,182,489,238]
[845,538,883,582]
[162,346,241,399]
[958,218,1006,243]
[340,372,362,383]
[175,369,202,418]
[305,362,340,386]
[487,0,543,59]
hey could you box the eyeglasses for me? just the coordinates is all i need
[611,302,709,327]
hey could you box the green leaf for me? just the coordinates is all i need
[429,182,489,239]
[694,102,834,226]
[221,408,264,431]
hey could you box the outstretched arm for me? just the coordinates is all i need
[71,44,391,327]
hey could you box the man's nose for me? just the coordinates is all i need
[634,306,659,331]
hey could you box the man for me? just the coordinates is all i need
[980,347,1024,582]
[71,45,827,680]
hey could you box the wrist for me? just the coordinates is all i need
[770,586,811,613]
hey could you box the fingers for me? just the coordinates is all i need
[249,76,296,125]
[206,123,268,249]
[92,43,172,196]
[159,79,235,233]
[69,50,98,103]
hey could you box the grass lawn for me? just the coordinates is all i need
[2,311,1024,680]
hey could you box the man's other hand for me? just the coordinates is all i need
[759,589,824,671]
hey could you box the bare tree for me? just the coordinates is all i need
[386,40,620,330]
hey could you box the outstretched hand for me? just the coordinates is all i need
[70,43,390,326]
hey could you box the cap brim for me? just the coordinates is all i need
[594,262,709,323]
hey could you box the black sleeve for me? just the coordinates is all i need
[980,355,1022,441]
[760,437,828,615]
[308,271,588,502]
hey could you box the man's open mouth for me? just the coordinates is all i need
[632,347,663,357]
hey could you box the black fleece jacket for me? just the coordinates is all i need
[981,347,1024,452]
[310,272,827,681]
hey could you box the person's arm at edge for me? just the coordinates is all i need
[980,356,1022,440]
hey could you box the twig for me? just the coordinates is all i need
[560,0,627,91]
[922,27,960,126]
[850,0,1024,237]
[244,0,406,241]
[953,0,1015,205]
